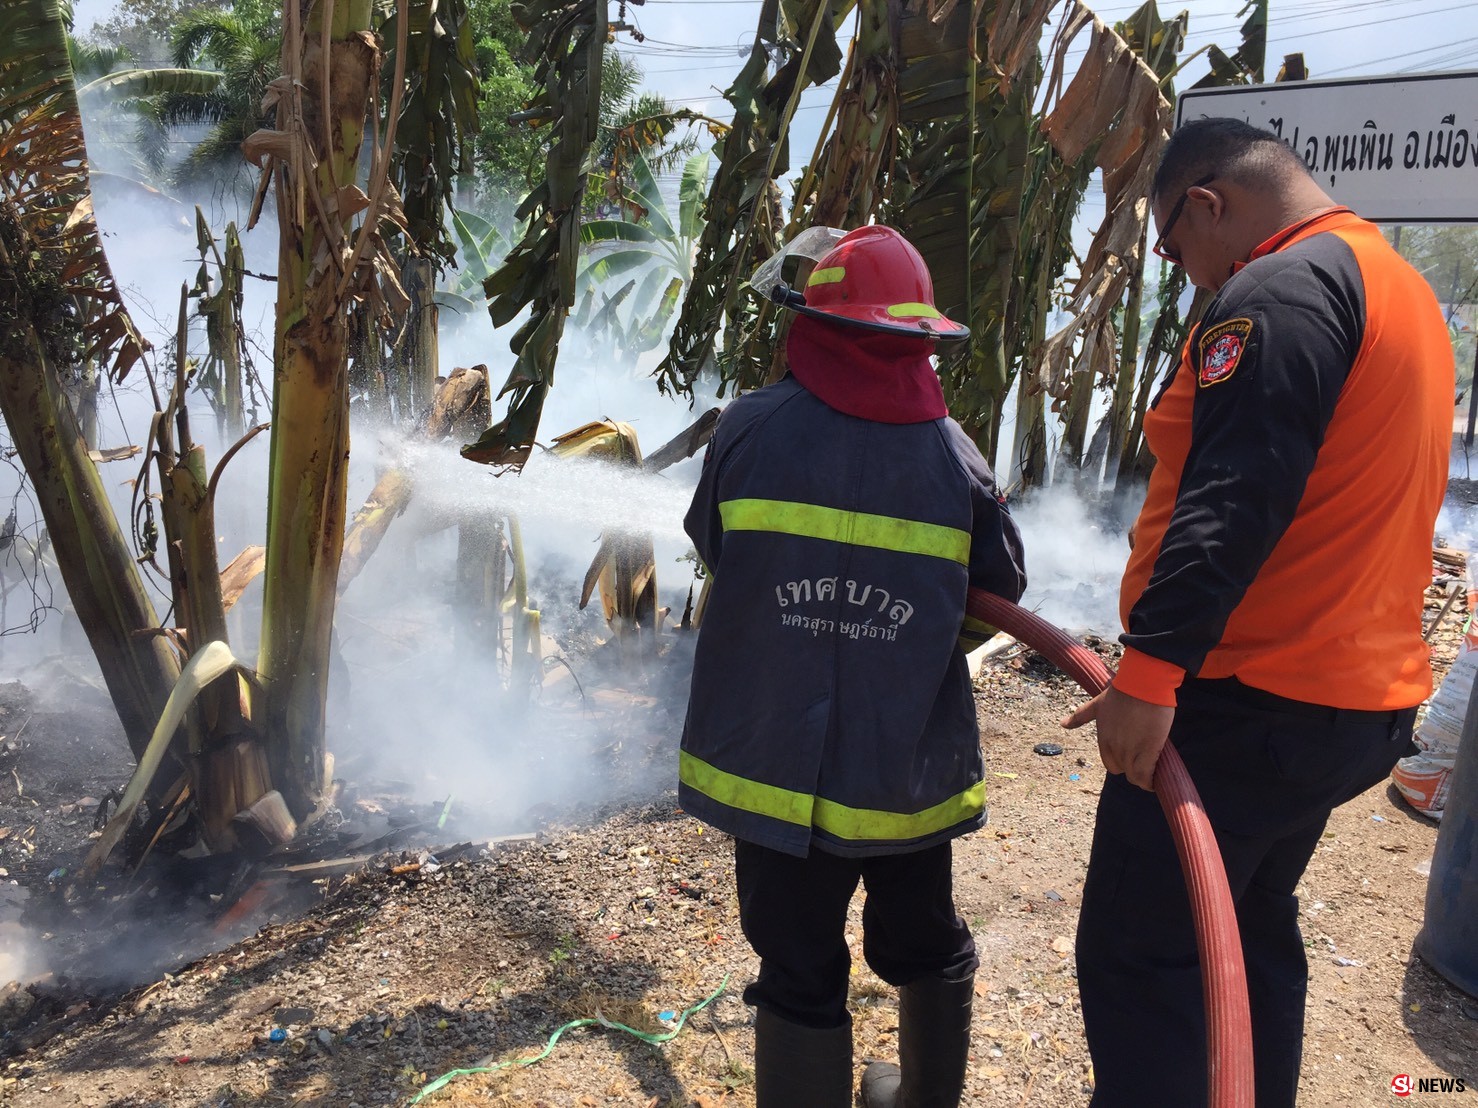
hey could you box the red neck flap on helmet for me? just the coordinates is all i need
[785,312,948,424]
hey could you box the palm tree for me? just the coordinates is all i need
[161,8,279,185]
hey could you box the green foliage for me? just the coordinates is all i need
[580,147,707,287]
[87,0,278,68]
[467,0,543,204]
[575,146,707,365]
[0,0,147,380]
[1393,226,1478,378]
[447,207,511,299]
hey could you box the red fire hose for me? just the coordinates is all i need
[967,589,1255,1108]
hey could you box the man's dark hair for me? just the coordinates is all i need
[1152,117,1312,203]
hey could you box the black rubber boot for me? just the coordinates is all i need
[860,971,974,1108]
[753,1007,854,1108]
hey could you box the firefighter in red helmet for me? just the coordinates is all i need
[681,224,1027,1106]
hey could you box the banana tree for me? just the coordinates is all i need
[1098,0,1186,476]
[576,146,707,365]
[0,0,181,769]
[580,147,707,290]
[648,0,1170,489]
[1112,0,1273,496]
[442,206,511,311]
[381,0,482,419]
[247,0,410,817]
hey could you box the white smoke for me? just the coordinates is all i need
[1011,484,1137,639]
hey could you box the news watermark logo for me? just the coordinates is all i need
[1391,1073,1468,1096]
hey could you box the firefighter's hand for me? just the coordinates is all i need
[1061,686,1174,792]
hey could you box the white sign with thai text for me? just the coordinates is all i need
[1176,71,1478,224]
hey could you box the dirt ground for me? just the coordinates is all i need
[1,584,1476,1106]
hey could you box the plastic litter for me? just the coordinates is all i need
[1033,742,1064,756]
[269,1028,287,1043]
[1393,567,1477,818]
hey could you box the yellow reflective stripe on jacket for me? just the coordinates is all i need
[812,783,984,841]
[956,613,996,653]
[719,499,969,565]
[680,751,984,842]
[680,750,811,827]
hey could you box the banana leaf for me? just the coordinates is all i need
[464,0,606,469]
[78,67,223,101]
[0,0,149,381]
[1032,0,1173,399]
[580,221,663,246]
[679,151,711,242]
[383,0,481,269]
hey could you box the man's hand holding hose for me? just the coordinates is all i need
[1062,686,1175,792]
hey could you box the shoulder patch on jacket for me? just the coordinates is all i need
[1197,317,1253,387]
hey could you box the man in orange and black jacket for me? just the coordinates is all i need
[1064,117,1454,1107]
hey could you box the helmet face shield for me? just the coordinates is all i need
[748,226,848,308]
[751,225,969,342]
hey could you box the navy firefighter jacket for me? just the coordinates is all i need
[679,376,1027,858]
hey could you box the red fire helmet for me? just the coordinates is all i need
[781,225,968,342]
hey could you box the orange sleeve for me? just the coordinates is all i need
[1112,647,1185,707]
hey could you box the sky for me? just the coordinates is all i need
[72,0,1478,155]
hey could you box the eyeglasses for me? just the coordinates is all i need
[1152,174,1215,266]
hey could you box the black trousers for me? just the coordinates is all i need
[1076,677,1417,1108]
[735,838,978,1029]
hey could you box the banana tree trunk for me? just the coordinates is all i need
[1057,368,1092,478]
[155,290,261,849]
[221,224,247,441]
[0,329,180,764]
[349,296,390,421]
[403,255,439,417]
[1010,369,1049,491]
[258,0,379,818]
[72,362,100,447]
[1107,232,1146,466]
[165,438,265,849]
